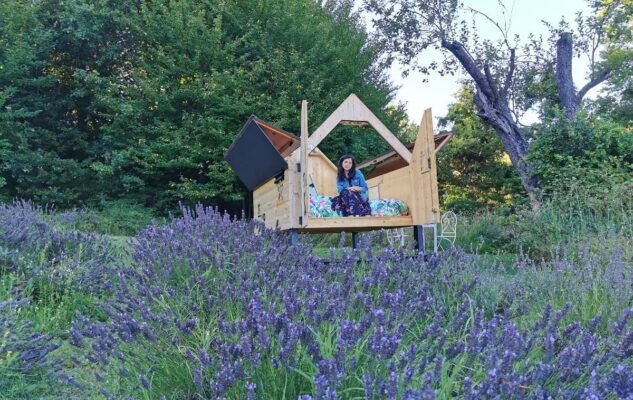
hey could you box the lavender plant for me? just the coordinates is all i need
[68,205,632,399]
[0,200,119,293]
[0,297,61,368]
[0,290,61,396]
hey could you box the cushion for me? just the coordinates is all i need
[309,196,408,218]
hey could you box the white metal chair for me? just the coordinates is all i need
[385,211,457,251]
[438,211,457,250]
[386,227,407,247]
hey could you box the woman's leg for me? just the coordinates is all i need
[332,189,371,217]
[347,192,371,216]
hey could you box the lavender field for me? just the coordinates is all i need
[1,200,632,399]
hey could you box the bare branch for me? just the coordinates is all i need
[577,68,611,100]
[441,39,497,101]
[502,48,516,97]
[466,6,512,49]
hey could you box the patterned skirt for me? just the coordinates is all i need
[331,189,371,217]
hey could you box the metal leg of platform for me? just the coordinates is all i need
[414,224,438,254]
[413,225,424,252]
[352,232,359,249]
[289,229,299,245]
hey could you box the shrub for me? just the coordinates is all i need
[529,114,633,198]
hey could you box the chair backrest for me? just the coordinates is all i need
[439,211,457,249]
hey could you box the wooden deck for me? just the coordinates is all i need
[299,216,414,232]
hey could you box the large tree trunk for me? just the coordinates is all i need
[556,33,579,119]
[442,39,540,206]
[472,92,540,206]
[440,32,612,205]
[556,32,611,119]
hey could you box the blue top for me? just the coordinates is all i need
[337,170,369,201]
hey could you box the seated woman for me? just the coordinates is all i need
[331,154,371,217]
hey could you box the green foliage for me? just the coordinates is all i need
[437,87,526,212]
[453,211,514,253]
[55,200,156,236]
[591,0,633,124]
[529,113,633,197]
[0,0,133,207]
[0,0,407,212]
[454,178,632,260]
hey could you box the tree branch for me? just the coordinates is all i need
[501,47,515,97]
[483,63,500,104]
[577,68,611,100]
[466,7,511,49]
[441,39,497,102]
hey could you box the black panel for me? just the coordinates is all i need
[225,119,288,190]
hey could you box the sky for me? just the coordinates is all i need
[373,0,595,125]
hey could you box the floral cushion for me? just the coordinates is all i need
[309,195,340,218]
[369,198,409,217]
[309,196,408,218]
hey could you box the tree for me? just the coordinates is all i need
[364,0,630,203]
[0,0,410,212]
[437,86,525,211]
[592,0,633,125]
[0,0,128,206]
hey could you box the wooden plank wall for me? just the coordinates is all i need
[410,108,440,225]
[253,170,291,230]
[308,152,338,196]
[366,166,413,206]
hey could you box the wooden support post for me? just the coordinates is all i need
[352,232,359,249]
[289,229,299,245]
[300,100,309,228]
[410,108,440,226]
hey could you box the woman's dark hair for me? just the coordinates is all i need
[337,154,356,183]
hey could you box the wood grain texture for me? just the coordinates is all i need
[300,100,309,227]
[410,108,440,225]
[307,94,412,163]
[301,216,414,232]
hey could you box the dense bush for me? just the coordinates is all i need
[64,205,632,399]
[529,114,633,198]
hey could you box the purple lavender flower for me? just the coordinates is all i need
[46,203,633,399]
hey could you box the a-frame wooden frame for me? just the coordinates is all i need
[245,93,446,250]
[307,94,413,164]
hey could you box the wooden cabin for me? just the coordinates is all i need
[225,94,452,249]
